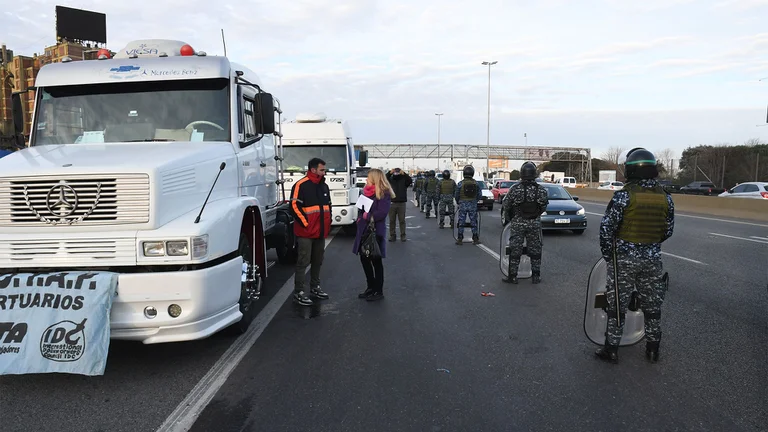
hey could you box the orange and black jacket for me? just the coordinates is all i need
[290,171,332,239]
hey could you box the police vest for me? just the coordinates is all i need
[518,184,545,219]
[616,183,669,244]
[425,177,438,193]
[440,179,456,195]
[459,179,478,201]
[415,179,424,189]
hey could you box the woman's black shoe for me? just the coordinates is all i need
[366,291,384,301]
[358,288,374,299]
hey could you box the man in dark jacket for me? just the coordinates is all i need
[290,157,332,306]
[386,168,412,242]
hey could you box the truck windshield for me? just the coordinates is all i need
[31,78,230,145]
[283,145,348,173]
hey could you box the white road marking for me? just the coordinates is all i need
[661,252,707,265]
[586,212,604,217]
[157,231,337,432]
[749,236,768,241]
[581,202,768,228]
[710,232,768,245]
[477,243,500,260]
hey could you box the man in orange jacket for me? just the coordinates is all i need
[290,157,332,306]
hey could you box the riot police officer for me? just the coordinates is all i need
[422,170,439,217]
[437,170,456,229]
[413,172,425,207]
[595,147,674,364]
[454,165,481,245]
[501,161,548,284]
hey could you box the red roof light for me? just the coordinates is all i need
[180,44,195,56]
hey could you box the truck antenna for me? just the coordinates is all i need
[221,29,227,57]
[195,162,227,224]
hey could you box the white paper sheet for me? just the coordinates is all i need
[355,194,374,212]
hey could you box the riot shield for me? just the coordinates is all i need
[453,210,482,243]
[583,257,645,346]
[499,222,532,279]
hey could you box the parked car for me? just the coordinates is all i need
[598,181,624,191]
[718,182,768,199]
[491,180,515,203]
[657,179,682,194]
[679,181,726,195]
[500,183,586,234]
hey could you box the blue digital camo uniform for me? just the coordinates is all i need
[454,179,482,237]
[422,176,440,216]
[502,182,549,274]
[437,178,457,227]
[599,178,675,346]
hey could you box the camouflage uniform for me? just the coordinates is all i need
[422,175,440,217]
[454,178,481,244]
[413,176,425,207]
[599,179,675,348]
[502,181,549,282]
[437,178,457,228]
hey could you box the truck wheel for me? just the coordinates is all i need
[276,222,298,265]
[229,233,261,335]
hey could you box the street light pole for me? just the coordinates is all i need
[435,113,443,170]
[482,61,497,178]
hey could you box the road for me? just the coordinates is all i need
[1,192,766,432]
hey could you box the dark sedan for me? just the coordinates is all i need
[500,183,587,234]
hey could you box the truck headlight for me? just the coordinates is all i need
[143,241,166,257]
[166,241,189,256]
[577,208,585,215]
[192,235,209,259]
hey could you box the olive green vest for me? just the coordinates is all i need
[415,178,424,189]
[440,179,456,195]
[425,177,438,193]
[459,178,478,201]
[616,183,669,244]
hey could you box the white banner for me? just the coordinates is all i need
[0,272,118,376]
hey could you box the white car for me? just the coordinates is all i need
[718,182,768,199]
[598,181,624,191]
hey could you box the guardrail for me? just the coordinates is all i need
[570,188,768,223]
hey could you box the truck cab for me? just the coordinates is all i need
[280,113,365,234]
[0,39,297,343]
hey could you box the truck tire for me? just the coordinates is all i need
[228,233,260,335]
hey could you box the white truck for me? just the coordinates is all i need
[0,39,299,343]
[280,113,366,235]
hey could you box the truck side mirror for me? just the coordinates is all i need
[257,93,276,135]
[358,150,368,167]
[11,92,23,136]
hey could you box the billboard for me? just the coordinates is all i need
[55,6,107,44]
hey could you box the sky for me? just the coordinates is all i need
[2,0,768,166]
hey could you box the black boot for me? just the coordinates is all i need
[472,234,480,245]
[595,344,619,364]
[646,341,660,363]
[456,236,463,245]
[502,273,518,284]
[358,287,374,299]
[532,271,541,284]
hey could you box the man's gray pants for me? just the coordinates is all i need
[389,202,407,239]
[294,237,325,293]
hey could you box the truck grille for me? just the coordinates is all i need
[0,238,137,267]
[0,174,150,226]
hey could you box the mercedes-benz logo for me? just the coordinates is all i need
[45,181,79,217]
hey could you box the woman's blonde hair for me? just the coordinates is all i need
[367,168,396,200]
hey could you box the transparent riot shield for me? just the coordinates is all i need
[499,222,533,279]
[453,209,482,243]
[583,257,645,346]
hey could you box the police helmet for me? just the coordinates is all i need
[442,170,451,179]
[520,161,537,181]
[463,165,475,178]
[619,147,658,180]
[429,170,436,177]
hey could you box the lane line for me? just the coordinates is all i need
[476,243,500,261]
[749,236,768,241]
[586,212,604,217]
[710,232,768,245]
[580,201,768,228]
[661,252,707,265]
[157,231,338,432]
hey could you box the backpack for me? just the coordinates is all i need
[518,184,544,219]
[461,181,477,199]
[426,177,438,193]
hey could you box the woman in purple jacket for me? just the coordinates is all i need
[352,168,394,301]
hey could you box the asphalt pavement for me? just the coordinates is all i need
[2,191,766,432]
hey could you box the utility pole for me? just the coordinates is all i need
[435,113,443,170]
[757,153,761,182]
[482,60,497,178]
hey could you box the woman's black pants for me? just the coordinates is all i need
[360,255,384,293]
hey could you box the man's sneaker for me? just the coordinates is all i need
[293,291,313,306]
[310,287,329,300]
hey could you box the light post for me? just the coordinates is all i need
[482,61,497,178]
[435,113,443,170]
